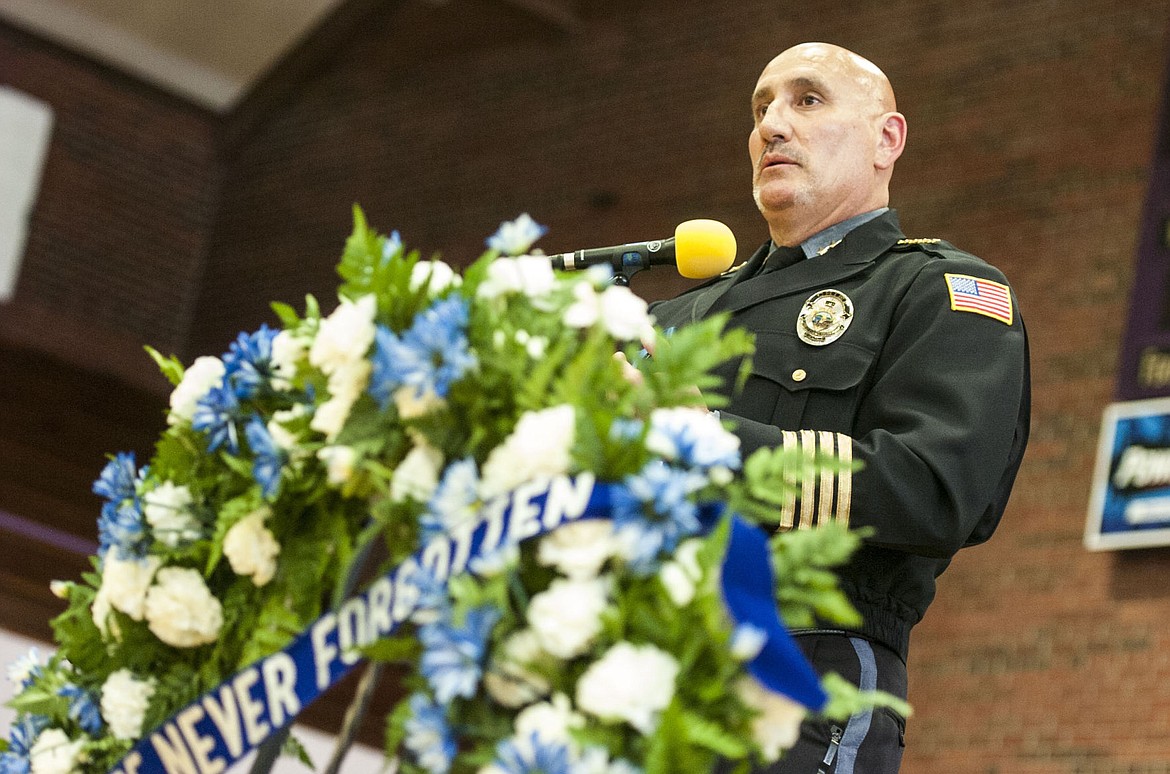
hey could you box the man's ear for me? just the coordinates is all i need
[875,112,907,170]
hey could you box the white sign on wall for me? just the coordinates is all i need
[0,86,54,302]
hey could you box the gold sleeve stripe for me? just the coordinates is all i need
[817,431,836,523]
[774,430,854,532]
[779,430,798,530]
[798,430,817,529]
[835,432,853,527]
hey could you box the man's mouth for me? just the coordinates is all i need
[761,152,799,171]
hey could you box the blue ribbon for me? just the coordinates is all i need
[721,515,827,709]
[108,475,824,774]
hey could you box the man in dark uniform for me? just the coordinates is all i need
[649,43,1030,772]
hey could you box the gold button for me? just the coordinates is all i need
[792,369,807,382]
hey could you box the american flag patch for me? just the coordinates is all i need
[944,273,1013,325]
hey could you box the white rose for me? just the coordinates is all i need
[309,394,353,441]
[167,356,224,426]
[270,329,308,389]
[390,442,444,503]
[576,642,679,734]
[95,553,161,623]
[317,445,358,486]
[575,747,642,774]
[410,260,460,294]
[144,567,224,648]
[538,520,617,579]
[223,509,280,586]
[657,538,703,607]
[310,359,372,440]
[29,728,84,774]
[514,693,584,750]
[484,629,552,708]
[267,405,306,452]
[527,577,607,660]
[597,285,653,341]
[478,256,556,300]
[736,677,806,761]
[525,336,548,358]
[142,482,199,548]
[479,405,575,499]
[562,281,600,330]
[309,294,377,375]
[91,586,116,640]
[100,669,156,740]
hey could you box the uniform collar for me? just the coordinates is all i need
[794,207,889,259]
[702,210,906,317]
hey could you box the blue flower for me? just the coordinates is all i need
[421,458,480,543]
[191,380,242,454]
[58,684,103,735]
[419,605,500,704]
[245,415,284,498]
[491,732,572,774]
[0,714,48,774]
[368,297,477,409]
[408,568,452,626]
[382,230,403,261]
[6,649,43,691]
[97,499,148,560]
[92,452,139,502]
[611,462,707,571]
[609,417,645,443]
[222,325,279,399]
[93,452,149,559]
[403,692,456,774]
[647,409,741,470]
[486,214,548,256]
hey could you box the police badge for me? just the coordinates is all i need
[797,289,854,346]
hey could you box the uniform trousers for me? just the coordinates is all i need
[718,631,908,774]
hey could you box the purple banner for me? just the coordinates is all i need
[1117,45,1170,400]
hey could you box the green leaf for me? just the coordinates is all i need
[8,686,65,717]
[384,696,413,758]
[682,709,751,758]
[144,345,186,387]
[819,671,912,723]
[282,733,316,770]
[270,301,301,328]
[360,636,422,664]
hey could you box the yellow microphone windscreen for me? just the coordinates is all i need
[674,219,737,279]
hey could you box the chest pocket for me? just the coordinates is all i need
[735,330,876,431]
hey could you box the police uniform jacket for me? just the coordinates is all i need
[649,210,1030,659]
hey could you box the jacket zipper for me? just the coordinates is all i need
[821,724,843,768]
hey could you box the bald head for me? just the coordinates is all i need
[762,43,897,116]
[748,43,907,245]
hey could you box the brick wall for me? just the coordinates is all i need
[0,24,220,387]
[4,0,1170,769]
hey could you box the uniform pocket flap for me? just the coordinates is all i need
[750,331,876,392]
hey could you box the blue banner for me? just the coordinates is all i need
[109,474,824,774]
[1086,397,1170,550]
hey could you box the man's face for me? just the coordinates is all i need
[748,46,887,235]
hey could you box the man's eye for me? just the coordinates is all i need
[799,94,822,106]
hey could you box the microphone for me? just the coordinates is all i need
[549,219,737,279]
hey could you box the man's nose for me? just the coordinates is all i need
[759,101,792,142]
